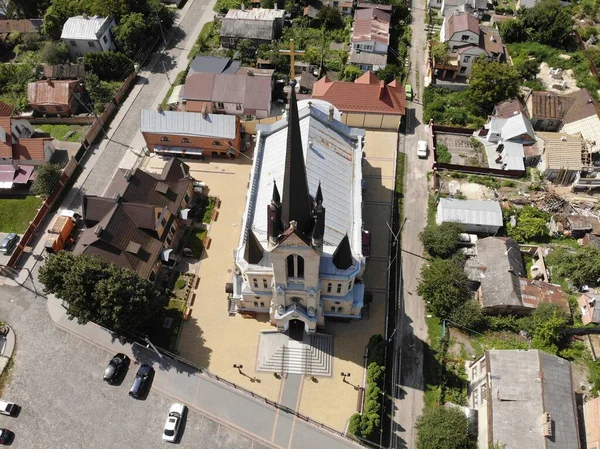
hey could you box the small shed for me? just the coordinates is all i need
[436,198,503,234]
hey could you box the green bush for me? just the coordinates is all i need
[466,175,500,189]
[366,334,385,366]
[366,362,385,387]
[448,300,487,331]
[175,278,187,290]
[420,222,463,259]
[436,143,452,164]
[84,51,134,81]
[505,205,550,242]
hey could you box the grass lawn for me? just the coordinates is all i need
[186,229,207,258]
[37,124,89,142]
[0,196,43,233]
[147,299,186,351]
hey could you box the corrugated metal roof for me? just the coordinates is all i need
[224,8,285,20]
[248,102,364,254]
[501,112,536,141]
[140,110,237,139]
[437,198,503,227]
[60,15,113,40]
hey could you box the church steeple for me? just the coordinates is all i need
[332,234,353,270]
[281,82,313,235]
[268,180,283,246]
[311,182,325,252]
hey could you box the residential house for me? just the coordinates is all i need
[467,350,580,449]
[526,91,568,131]
[578,293,600,325]
[440,0,488,18]
[348,7,390,72]
[73,158,194,281]
[465,237,570,315]
[435,12,506,83]
[220,8,284,48]
[486,112,536,144]
[27,79,82,116]
[436,198,503,234]
[61,15,115,59]
[140,110,242,158]
[187,56,241,76]
[0,19,42,39]
[0,162,35,189]
[536,132,591,184]
[0,101,55,164]
[325,0,354,15]
[584,396,600,449]
[560,88,600,150]
[231,88,366,330]
[312,71,406,130]
[493,98,526,118]
[182,72,272,118]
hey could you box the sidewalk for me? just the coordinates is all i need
[47,294,363,449]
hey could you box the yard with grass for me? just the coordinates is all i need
[186,230,207,258]
[37,124,89,143]
[0,196,43,233]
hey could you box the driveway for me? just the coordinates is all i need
[0,286,275,449]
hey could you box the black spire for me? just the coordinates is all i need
[332,234,353,270]
[272,179,281,205]
[244,230,264,264]
[281,83,313,234]
[315,182,323,205]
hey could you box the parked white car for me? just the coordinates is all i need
[162,403,186,442]
[0,400,16,416]
[417,140,428,158]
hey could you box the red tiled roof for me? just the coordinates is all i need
[14,138,51,161]
[352,8,390,45]
[312,72,405,116]
[0,116,12,158]
[27,80,77,106]
[445,12,480,39]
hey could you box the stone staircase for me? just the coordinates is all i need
[256,331,333,377]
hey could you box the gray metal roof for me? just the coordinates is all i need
[486,350,579,449]
[188,56,241,75]
[437,198,503,227]
[221,14,279,40]
[60,15,113,40]
[501,113,536,142]
[140,110,237,139]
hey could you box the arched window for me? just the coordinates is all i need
[253,278,258,289]
[287,254,294,277]
[212,140,222,146]
[181,137,190,144]
[253,301,258,307]
[330,306,335,312]
[297,256,304,278]
[263,279,268,289]
[337,283,342,294]
[160,136,169,142]
[260,302,265,307]
[327,283,332,293]
[348,280,353,290]
[337,307,343,313]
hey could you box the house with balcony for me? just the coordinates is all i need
[60,15,115,59]
[73,158,194,281]
[467,350,580,449]
[433,12,506,86]
[348,6,390,72]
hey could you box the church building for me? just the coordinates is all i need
[231,87,367,335]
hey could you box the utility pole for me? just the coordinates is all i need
[279,39,306,81]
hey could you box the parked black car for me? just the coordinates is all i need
[129,364,154,399]
[103,353,130,384]
[0,428,12,445]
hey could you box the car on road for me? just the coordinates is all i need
[0,428,12,445]
[103,353,130,384]
[0,401,16,416]
[129,364,154,399]
[162,403,186,442]
[0,234,18,254]
[417,140,428,159]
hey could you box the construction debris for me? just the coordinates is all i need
[534,192,567,213]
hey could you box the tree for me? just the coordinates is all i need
[449,300,487,330]
[416,406,475,449]
[519,0,573,46]
[38,252,168,340]
[84,72,115,111]
[366,362,385,386]
[505,206,550,242]
[431,41,449,65]
[42,0,81,39]
[530,303,568,354]
[31,163,62,196]
[498,19,526,43]
[417,258,472,318]
[317,6,344,29]
[114,12,149,59]
[366,334,386,366]
[235,39,258,65]
[420,222,464,258]
[341,65,363,82]
[468,58,520,110]
[84,51,134,80]
[546,246,600,287]
[376,63,403,83]
[514,58,539,80]
[39,41,70,65]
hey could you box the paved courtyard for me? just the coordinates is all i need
[0,286,275,449]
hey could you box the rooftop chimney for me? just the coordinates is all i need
[82,12,89,19]
[328,105,334,121]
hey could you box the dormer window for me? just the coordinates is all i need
[461,35,470,41]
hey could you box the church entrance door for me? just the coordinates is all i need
[288,319,304,341]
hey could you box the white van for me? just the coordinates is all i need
[417,140,428,158]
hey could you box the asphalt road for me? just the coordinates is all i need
[390,0,431,446]
[0,285,274,449]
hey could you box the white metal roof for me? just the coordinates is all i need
[244,103,364,258]
[224,8,285,20]
[140,110,237,139]
[60,15,112,40]
[437,198,503,227]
